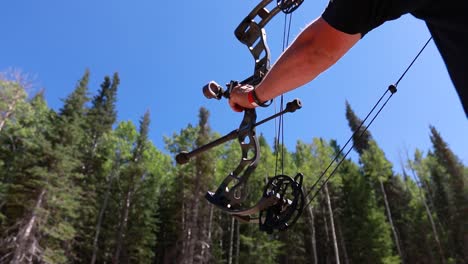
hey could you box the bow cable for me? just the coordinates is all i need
[274,10,295,176]
[304,36,433,207]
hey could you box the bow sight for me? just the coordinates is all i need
[176,0,305,234]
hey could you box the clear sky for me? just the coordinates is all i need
[1,0,467,172]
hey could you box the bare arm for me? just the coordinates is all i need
[229,17,361,111]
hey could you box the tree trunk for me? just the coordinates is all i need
[304,187,318,264]
[335,217,349,264]
[235,220,240,264]
[419,175,446,242]
[11,189,46,264]
[201,204,214,264]
[0,103,14,132]
[324,184,340,264]
[321,195,331,263]
[421,189,446,264]
[113,185,133,263]
[379,179,404,262]
[184,156,207,264]
[180,185,186,263]
[198,200,211,264]
[90,188,110,264]
[0,87,23,132]
[228,218,235,264]
[90,159,120,264]
[184,213,194,264]
[408,163,446,264]
[185,191,201,264]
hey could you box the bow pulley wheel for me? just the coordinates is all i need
[259,173,305,234]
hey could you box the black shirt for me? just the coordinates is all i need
[322,0,468,117]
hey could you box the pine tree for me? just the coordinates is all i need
[87,73,119,142]
[315,138,341,264]
[52,70,92,262]
[404,151,446,263]
[346,102,406,262]
[0,89,85,263]
[161,123,199,263]
[6,69,468,263]
[126,137,170,263]
[166,107,220,264]
[0,74,29,222]
[89,130,122,264]
[59,69,90,119]
[294,140,318,264]
[0,94,53,262]
[113,111,151,262]
[345,101,371,155]
[337,156,396,263]
[94,121,138,262]
[429,126,466,262]
[79,72,120,263]
[181,107,213,263]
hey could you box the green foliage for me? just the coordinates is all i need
[338,158,396,263]
[360,141,393,182]
[0,77,27,129]
[1,71,465,263]
[345,100,372,155]
[428,126,467,262]
[239,233,283,264]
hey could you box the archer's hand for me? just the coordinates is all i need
[229,84,256,112]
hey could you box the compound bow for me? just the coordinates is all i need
[176,0,305,234]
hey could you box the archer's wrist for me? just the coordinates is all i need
[247,89,269,107]
[247,91,259,107]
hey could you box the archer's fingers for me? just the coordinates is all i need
[229,100,244,112]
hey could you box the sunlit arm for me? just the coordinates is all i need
[253,17,360,102]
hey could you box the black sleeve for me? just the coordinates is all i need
[322,0,427,36]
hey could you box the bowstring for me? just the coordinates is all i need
[274,11,294,176]
[304,36,433,208]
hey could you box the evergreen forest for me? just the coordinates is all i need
[0,70,466,264]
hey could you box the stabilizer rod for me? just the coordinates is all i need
[175,98,302,164]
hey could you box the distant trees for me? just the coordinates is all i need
[428,126,466,262]
[0,70,465,263]
[0,70,29,132]
[0,70,169,263]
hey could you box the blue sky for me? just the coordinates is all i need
[1,0,467,172]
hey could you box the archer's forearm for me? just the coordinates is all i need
[254,17,360,102]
